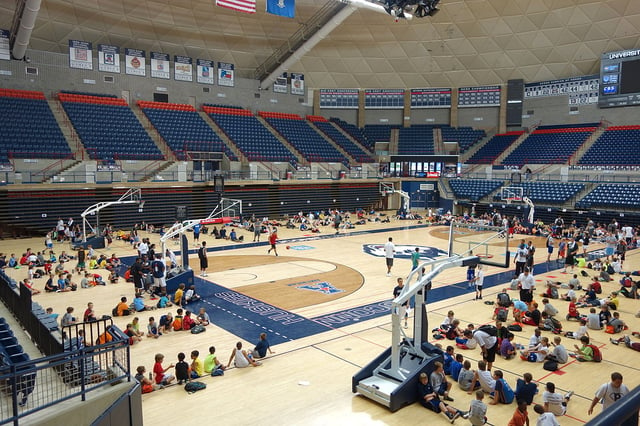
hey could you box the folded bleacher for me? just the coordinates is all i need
[60,93,163,161]
[501,125,596,167]
[397,125,435,155]
[494,182,584,204]
[466,131,522,164]
[579,125,640,166]
[138,101,236,161]
[576,183,640,210]
[0,89,71,165]
[449,179,503,202]
[440,126,487,153]
[260,112,348,164]
[330,118,374,153]
[307,116,373,163]
[204,106,297,163]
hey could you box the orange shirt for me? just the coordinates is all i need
[508,408,528,426]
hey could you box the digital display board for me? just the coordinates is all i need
[364,89,404,109]
[524,75,599,105]
[410,88,452,108]
[319,89,359,109]
[598,48,640,108]
[458,86,501,107]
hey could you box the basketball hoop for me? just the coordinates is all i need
[505,197,521,205]
[477,254,494,259]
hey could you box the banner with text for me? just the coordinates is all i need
[98,44,120,73]
[197,59,215,84]
[290,73,304,95]
[174,55,193,82]
[266,0,295,18]
[0,29,9,61]
[524,75,599,105]
[69,40,93,70]
[125,48,146,76]
[273,73,287,93]
[150,51,170,79]
[217,62,235,87]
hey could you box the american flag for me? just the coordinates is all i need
[216,0,256,14]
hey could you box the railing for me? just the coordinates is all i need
[30,153,77,183]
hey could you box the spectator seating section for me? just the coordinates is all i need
[60,94,163,161]
[493,182,584,204]
[362,125,400,150]
[0,317,30,366]
[138,101,237,161]
[204,106,296,163]
[260,112,348,164]
[466,132,522,164]
[501,127,596,166]
[307,116,374,163]
[203,103,244,110]
[397,125,435,155]
[0,89,71,165]
[440,126,487,153]
[579,125,640,166]
[330,118,374,152]
[448,179,503,202]
[576,184,640,210]
[60,90,118,99]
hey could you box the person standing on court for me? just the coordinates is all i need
[193,222,201,246]
[518,267,535,304]
[198,241,208,277]
[384,237,395,277]
[267,227,278,256]
[473,327,498,371]
[411,247,421,276]
[587,372,630,416]
[514,241,528,277]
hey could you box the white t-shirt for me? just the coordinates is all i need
[622,226,633,238]
[473,330,497,350]
[536,412,560,426]
[535,344,549,362]
[476,269,485,287]
[518,273,535,290]
[542,391,566,416]
[529,334,541,348]
[594,382,630,410]
[384,241,395,258]
[477,370,495,393]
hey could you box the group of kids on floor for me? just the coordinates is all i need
[133,333,274,394]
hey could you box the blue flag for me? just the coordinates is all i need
[266,0,295,18]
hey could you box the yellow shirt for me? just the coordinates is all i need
[174,288,184,304]
[192,357,204,377]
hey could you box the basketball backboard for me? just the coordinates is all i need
[448,221,510,268]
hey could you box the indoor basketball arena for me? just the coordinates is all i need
[0,1,639,425]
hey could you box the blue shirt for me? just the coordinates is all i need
[254,339,270,358]
[450,360,463,381]
[133,297,145,312]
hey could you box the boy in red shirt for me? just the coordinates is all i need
[508,399,529,426]
[153,353,175,387]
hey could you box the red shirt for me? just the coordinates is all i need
[269,233,277,245]
[568,302,578,316]
[508,408,528,426]
[153,361,164,384]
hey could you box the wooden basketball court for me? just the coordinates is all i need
[2,216,639,425]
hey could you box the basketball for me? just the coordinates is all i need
[286,245,290,250]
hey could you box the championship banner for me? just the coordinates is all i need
[98,44,120,73]
[125,48,146,76]
[273,73,287,93]
[197,59,214,84]
[266,0,295,18]
[69,40,93,70]
[0,29,10,61]
[290,73,304,95]
[150,51,170,79]
[174,55,193,82]
[217,62,235,87]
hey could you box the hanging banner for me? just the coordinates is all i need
[290,73,304,95]
[217,62,235,87]
[197,59,215,85]
[69,40,93,70]
[98,44,120,73]
[0,29,10,61]
[174,55,193,82]
[125,48,146,76]
[150,51,170,79]
[273,73,288,93]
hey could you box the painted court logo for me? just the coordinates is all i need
[362,244,448,260]
[293,279,343,295]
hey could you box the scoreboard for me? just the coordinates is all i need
[598,48,640,108]
[319,89,359,109]
[364,89,405,109]
[458,85,501,107]
[410,88,452,108]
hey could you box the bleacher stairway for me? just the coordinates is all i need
[199,111,246,162]
[306,120,356,164]
[255,116,305,164]
[130,107,177,161]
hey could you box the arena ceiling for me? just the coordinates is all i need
[2,0,640,89]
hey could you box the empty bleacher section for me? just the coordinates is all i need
[440,126,486,153]
[204,106,296,163]
[501,124,597,167]
[466,131,522,164]
[260,112,348,164]
[330,118,374,153]
[449,179,503,202]
[307,116,374,163]
[362,124,400,151]
[59,94,162,161]
[397,125,435,155]
[138,101,236,161]
[576,184,640,210]
[496,182,585,204]
[0,89,71,165]
[579,125,640,166]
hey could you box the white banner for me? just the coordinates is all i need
[125,48,146,76]
[98,44,120,73]
[69,40,93,70]
[150,51,170,79]
[197,59,214,85]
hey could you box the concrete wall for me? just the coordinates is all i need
[457,107,499,129]
[409,108,450,125]
[364,109,404,125]
[318,109,358,123]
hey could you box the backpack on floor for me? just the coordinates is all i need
[185,381,207,393]
[507,323,522,332]
[543,360,558,371]
[190,324,206,334]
